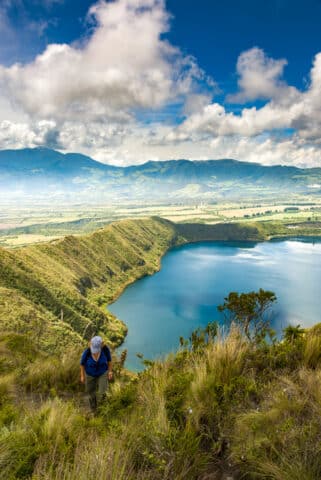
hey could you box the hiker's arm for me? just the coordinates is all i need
[107,361,113,380]
[80,365,85,383]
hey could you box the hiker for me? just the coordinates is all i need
[80,335,113,412]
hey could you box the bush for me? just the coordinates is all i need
[230,369,321,479]
[304,330,321,369]
[165,369,193,425]
[0,399,85,479]
[99,379,138,424]
[22,349,82,394]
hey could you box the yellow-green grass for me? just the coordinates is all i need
[1,322,321,479]
[0,217,178,351]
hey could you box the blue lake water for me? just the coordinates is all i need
[108,238,321,370]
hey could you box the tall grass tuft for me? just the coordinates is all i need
[230,368,321,479]
[22,348,81,394]
[0,399,85,479]
[303,328,321,368]
[189,326,250,432]
[34,435,135,480]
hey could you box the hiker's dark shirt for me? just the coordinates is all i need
[80,348,111,377]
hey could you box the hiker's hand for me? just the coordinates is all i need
[108,371,113,381]
[80,375,85,384]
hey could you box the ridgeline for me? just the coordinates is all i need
[1,216,320,353]
[2,148,321,202]
[0,217,179,352]
[1,217,321,478]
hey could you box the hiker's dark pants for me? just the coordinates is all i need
[85,374,108,411]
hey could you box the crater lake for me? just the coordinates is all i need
[109,238,321,370]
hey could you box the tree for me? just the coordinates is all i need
[283,324,305,343]
[218,289,277,342]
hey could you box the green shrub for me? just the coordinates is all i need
[0,399,85,479]
[99,379,138,423]
[230,369,321,479]
[165,369,193,425]
[22,349,81,394]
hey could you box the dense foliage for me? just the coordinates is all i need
[1,313,320,479]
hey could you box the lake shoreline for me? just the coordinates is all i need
[3,216,320,355]
[107,230,321,310]
[108,232,321,369]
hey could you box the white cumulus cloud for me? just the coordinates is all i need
[166,49,321,150]
[0,0,208,122]
[227,47,295,103]
[0,2,320,167]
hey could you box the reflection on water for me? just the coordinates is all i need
[109,238,321,370]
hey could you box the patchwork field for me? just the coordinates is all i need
[1,199,321,247]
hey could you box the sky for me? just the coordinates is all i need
[0,0,321,166]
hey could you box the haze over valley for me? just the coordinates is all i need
[1,147,321,247]
[2,147,321,204]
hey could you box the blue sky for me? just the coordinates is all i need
[0,0,321,166]
[168,0,321,88]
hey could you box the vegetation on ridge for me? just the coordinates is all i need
[0,217,178,352]
[1,216,321,354]
[1,290,321,479]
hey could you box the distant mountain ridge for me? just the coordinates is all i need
[1,147,320,202]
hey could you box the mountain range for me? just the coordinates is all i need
[1,147,321,203]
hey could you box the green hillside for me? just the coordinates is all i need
[0,217,178,352]
[175,219,321,242]
[2,147,321,202]
[1,216,321,354]
[1,318,321,479]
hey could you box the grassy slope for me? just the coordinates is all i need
[1,324,321,479]
[175,219,321,242]
[0,288,82,352]
[1,216,321,353]
[176,221,267,242]
[0,217,178,351]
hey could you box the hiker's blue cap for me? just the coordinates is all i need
[90,336,102,354]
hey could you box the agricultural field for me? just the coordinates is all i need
[0,198,321,247]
